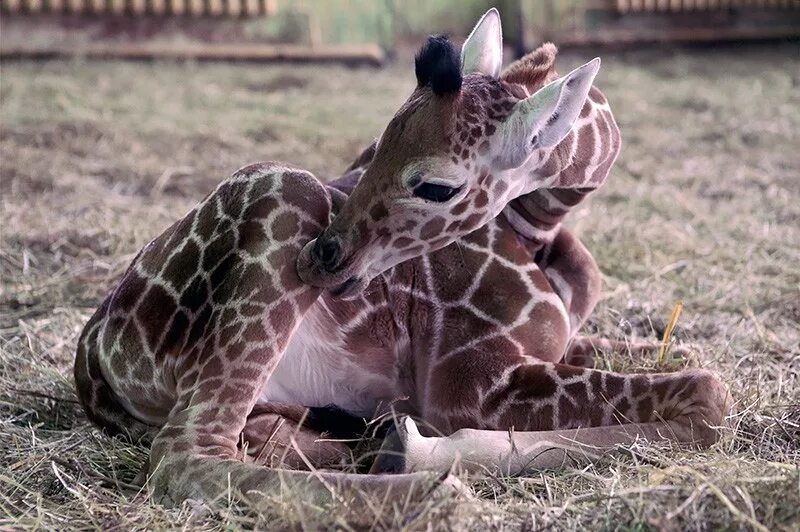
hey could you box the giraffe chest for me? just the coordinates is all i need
[257,302,405,417]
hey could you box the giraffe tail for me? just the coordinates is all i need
[73,302,156,443]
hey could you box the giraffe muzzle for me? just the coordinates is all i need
[296,230,368,296]
[312,234,343,272]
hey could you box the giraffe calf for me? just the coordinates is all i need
[75,164,464,507]
[74,8,733,508]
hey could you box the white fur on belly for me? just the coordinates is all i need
[258,304,400,417]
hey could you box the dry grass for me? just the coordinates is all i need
[1,44,799,530]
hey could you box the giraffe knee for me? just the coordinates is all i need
[563,237,601,316]
[233,162,332,236]
[666,369,733,446]
[686,370,733,439]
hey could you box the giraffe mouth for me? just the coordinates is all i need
[296,237,368,291]
[328,276,366,298]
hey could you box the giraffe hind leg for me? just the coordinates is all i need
[74,300,157,443]
[564,335,704,368]
[536,227,602,341]
[242,403,354,470]
[148,384,466,509]
[138,165,465,509]
[379,362,732,475]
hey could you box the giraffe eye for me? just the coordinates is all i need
[413,182,463,202]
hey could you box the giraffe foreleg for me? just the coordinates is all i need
[371,413,717,476]
[534,228,701,368]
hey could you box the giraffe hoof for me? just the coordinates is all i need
[369,416,420,474]
[429,472,473,500]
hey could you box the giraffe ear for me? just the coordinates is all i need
[461,8,503,78]
[495,58,601,169]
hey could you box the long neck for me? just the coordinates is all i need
[501,87,621,246]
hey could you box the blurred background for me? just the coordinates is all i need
[1,0,799,63]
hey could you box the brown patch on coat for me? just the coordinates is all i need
[428,244,487,302]
[112,271,148,312]
[429,344,520,415]
[163,240,201,291]
[271,211,300,241]
[137,284,178,351]
[438,306,498,357]
[470,260,530,324]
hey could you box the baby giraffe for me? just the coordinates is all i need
[75,9,732,507]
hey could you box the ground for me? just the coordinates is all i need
[1,44,798,530]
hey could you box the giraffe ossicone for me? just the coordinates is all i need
[74,8,732,509]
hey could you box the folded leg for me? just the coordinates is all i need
[535,226,602,339]
[377,354,732,475]
[72,164,463,508]
[372,412,718,476]
[149,382,460,507]
[533,228,700,367]
[242,402,352,470]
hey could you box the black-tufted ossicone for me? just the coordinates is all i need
[414,35,462,96]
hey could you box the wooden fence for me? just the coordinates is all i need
[0,0,276,16]
[613,0,800,12]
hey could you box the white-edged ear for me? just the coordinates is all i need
[496,58,601,169]
[461,8,503,78]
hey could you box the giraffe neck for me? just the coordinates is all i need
[501,89,621,246]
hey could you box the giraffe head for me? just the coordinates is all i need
[298,9,600,297]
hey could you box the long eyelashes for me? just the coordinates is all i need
[407,171,423,188]
[413,182,463,202]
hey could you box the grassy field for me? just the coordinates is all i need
[1,44,799,529]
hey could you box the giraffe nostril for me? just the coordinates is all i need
[313,236,342,272]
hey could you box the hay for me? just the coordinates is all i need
[1,45,799,529]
